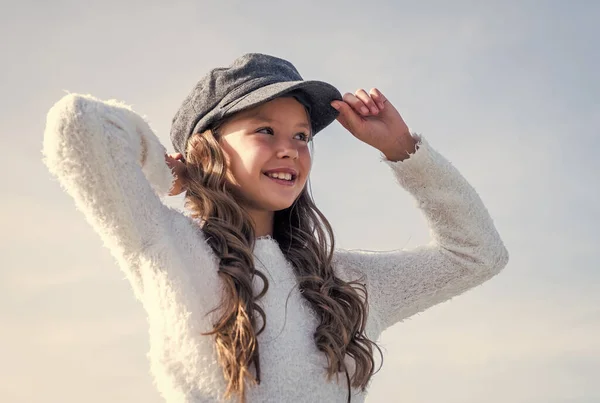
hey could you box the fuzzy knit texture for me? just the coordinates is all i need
[43,93,509,403]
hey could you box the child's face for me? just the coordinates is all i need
[218,96,313,213]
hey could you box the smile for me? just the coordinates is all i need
[263,171,298,187]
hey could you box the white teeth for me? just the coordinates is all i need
[268,172,293,181]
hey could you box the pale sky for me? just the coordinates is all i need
[1,1,598,402]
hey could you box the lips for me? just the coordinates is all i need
[263,168,298,186]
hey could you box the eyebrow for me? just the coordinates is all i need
[248,112,311,130]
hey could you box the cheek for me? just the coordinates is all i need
[221,143,248,187]
[227,144,271,184]
[299,147,312,173]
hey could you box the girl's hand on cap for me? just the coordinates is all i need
[165,153,187,196]
[331,88,416,161]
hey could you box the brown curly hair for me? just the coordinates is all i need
[183,118,382,402]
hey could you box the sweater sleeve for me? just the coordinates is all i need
[333,135,509,333]
[43,93,191,293]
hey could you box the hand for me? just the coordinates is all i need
[331,88,416,161]
[165,153,187,196]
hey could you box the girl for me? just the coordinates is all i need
[43,53,508,403]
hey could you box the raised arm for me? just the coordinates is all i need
[333,136,509,332]
[329,89,508,333]
[43,94,188,292]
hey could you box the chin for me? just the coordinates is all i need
[267,199,297,212]
[260,191,301,212]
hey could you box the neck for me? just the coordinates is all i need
[248,208,274,238]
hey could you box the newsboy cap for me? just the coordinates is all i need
[170,53,342,156]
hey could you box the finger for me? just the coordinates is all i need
[167,152,183,160]
[355,88,379,114]
[369,88,387,110]
[331,100,363,133]
[343,92,370,116]
[166,153,185,171]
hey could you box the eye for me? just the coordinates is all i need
[294,132,311,142]
[257,127,274,135]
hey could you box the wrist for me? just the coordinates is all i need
[380,133,417,162]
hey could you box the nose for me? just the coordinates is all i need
[276,140,299,160]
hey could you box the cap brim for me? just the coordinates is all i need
[222,80,342,136]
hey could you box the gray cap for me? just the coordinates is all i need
[170,53,342,156]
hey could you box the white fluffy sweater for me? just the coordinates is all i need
[43,94,509,403]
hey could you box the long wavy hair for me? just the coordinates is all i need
[183,117,383,402]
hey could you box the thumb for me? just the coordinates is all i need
[331,101,362,133]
